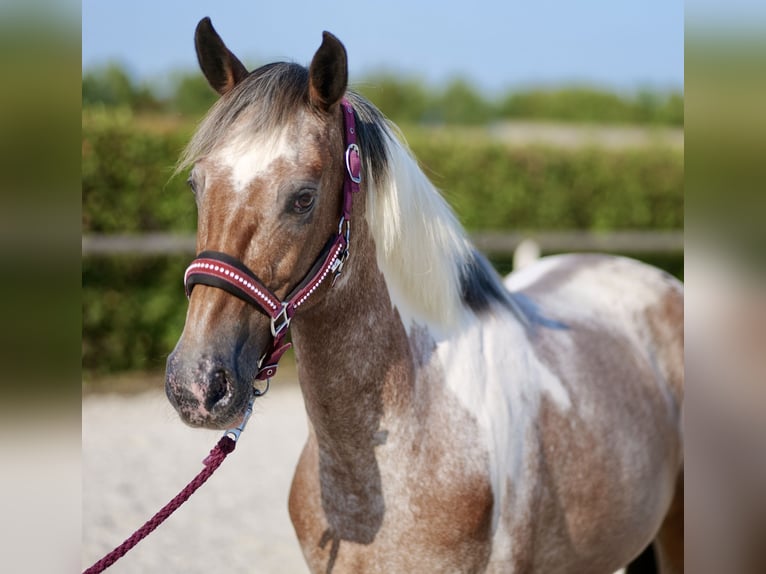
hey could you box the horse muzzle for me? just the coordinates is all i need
[165,349,254,429]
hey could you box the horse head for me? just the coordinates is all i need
[165,18,353,429]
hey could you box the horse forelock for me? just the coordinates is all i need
[177,62,310,174]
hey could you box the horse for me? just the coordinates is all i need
[165,17,684,574]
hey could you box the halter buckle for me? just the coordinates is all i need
[331,219,351,286]
[331,248,350,286]
[270,303,291,337]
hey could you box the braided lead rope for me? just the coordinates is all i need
[83,436,235,574]
[83,399,255,574]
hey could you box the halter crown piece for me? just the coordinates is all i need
[183,98,362,381]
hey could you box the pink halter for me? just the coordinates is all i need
[183,98,361,380]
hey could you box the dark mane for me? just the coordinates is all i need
[344,92,389,188]
[460,249,538,326]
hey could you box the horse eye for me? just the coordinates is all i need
[186,176,197,196]
[293,191,316,214]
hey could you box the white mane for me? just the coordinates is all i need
[363,126,473,330]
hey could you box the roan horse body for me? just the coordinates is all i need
[165,18,683,573]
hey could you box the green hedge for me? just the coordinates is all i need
[82,112,683,375]
[406,130,682,231]
[84,64,684,126]
[82,109,196,233]
[83,111,683,233]
[83,255,189,375]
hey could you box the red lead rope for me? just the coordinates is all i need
[84,396,255,572]
[83,435,236,574]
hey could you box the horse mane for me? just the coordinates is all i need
[345,92,525,330]
[177,63,523,330]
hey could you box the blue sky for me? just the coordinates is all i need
[82,1,684,93]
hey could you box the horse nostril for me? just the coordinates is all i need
[206,369,230,411]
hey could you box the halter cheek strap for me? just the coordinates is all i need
[183,98,361,381]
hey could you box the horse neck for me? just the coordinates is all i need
[289,213,416,457]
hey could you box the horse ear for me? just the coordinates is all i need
[194,17,249,96]
[308,31,348,111]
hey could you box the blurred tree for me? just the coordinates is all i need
[660,91,684,125]
[355,73,435,123]
[499,87,684,126]
[81,64,683,127]
[437,78,495,125]
[82,63,160,110]
[634,89,662,123]
[169,72,218,116]
[499,87,630,123]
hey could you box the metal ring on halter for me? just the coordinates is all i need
[337,216,351,240]
[345,144,362,184]
[253,378,270,397]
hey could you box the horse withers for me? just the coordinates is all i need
[165,17,683,573]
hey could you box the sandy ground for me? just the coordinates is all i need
[82,382,634,574]
[82,380,311,573]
